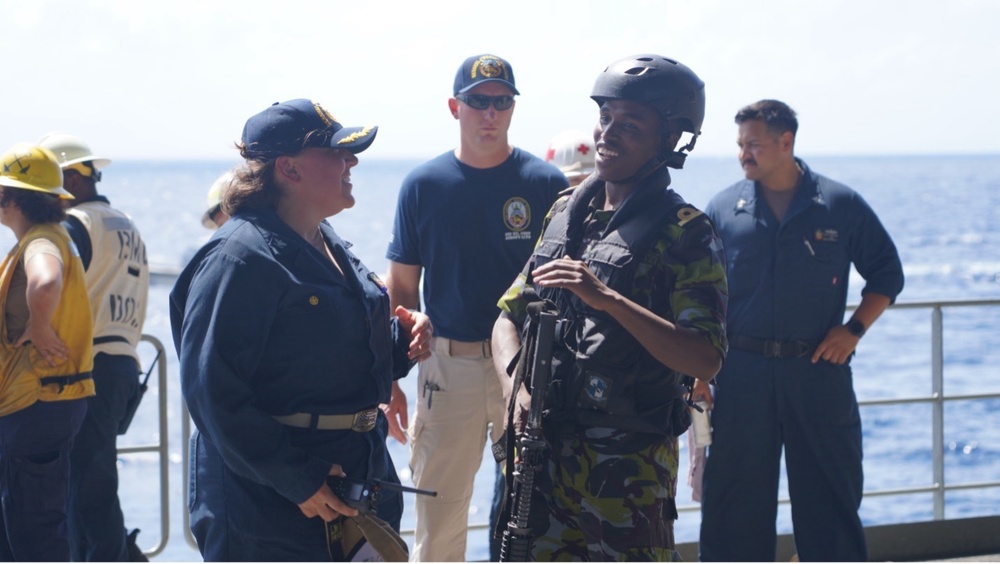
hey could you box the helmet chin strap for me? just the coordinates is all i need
[610,154,669,187]
[605,129,698,185]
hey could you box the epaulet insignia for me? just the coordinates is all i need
[557,185,577,198]
[676,206,703,227]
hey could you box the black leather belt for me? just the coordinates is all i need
[40,372,94,392]
[732,335,817,358]
[94,335,129,345]
[273,408,379,432]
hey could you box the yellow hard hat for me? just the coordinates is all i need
[0,143,74,199]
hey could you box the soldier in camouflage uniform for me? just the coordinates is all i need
[491,55,728,561]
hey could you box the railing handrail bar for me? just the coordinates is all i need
[130,334,170,558]
[167,296,1000,549]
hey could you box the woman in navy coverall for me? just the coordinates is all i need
[169,99,432,561]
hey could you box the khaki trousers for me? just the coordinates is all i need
[408,337,505,562]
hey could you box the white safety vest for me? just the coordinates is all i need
[68,201,149,362]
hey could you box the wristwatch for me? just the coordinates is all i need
[846,318,866,338]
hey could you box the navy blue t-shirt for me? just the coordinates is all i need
[386,148,567,341]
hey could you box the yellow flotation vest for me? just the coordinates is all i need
[0,223,95,416]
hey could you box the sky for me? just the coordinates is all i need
[2,0,997,161]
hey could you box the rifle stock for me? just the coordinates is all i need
[500,306,558,562]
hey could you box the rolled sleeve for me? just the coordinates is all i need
[668,218,729,360]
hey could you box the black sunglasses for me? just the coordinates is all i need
[456,94,515,111]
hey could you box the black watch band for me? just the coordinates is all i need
[846,318,866,338]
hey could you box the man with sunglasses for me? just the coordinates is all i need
[38,133,150,562]
[385,54,567,561]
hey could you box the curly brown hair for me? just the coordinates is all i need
[0,187,66,224]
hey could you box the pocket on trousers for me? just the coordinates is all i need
[415,387,477,426]
[13,449,68,515]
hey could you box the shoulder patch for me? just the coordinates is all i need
[676,206,703,227]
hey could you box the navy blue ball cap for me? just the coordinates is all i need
[453,54,519,96]
[241,99,378,159]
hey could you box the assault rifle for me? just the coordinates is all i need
[500,299,559,562]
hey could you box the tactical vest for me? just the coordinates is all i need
[0,223,95,416]
[533,171,695,436]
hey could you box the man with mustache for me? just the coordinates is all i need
[491,54,728,560]
[699,99,904,561]
[384,54,566,561]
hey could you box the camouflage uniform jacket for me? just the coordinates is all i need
[499,170,728,436]
[496,170,728,560]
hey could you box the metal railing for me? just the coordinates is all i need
[136,297,1000,553]
[420,298,1000,537]
[118,334,170,558]
[677,298,1000,521]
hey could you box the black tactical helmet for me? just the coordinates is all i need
[591,54,706,166]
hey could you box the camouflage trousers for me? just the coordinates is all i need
[529,427,680,561]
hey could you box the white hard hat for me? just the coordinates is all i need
[37,132,111,170]
[544,130,596,176]
[202,170,235,229]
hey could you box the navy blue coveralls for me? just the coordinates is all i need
[63,197,144,562]
[700,159,904,561]
[170,208,412,561]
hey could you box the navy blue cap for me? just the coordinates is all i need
[241,99,378,159]
[453,54,519,96]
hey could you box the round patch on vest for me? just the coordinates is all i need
[585,372,612,406]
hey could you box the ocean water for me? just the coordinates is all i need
[17,154,996,561]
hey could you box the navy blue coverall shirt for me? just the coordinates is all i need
[169,208,412,561]
[699,159,904,562]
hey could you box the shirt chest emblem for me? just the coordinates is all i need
[503,197,533,240]
[814,228,839,243]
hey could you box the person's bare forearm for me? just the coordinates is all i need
[492,312,522,400]
[602,291,722,381]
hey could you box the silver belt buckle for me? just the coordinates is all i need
[351,408,378,432]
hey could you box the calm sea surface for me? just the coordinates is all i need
[15,154,995,561]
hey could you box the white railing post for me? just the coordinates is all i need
[931,304,945,520]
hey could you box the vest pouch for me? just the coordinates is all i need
[554,356,691,437]
[532,240,565,271]
[582,243,633,295]
[570,357,639,418]
[667,396,692,438]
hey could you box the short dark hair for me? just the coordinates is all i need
[735,99,798,138]
[0,187,66,224]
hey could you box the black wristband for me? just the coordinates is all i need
[846,318,866,338]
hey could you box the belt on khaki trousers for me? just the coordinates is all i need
[436,337,492,358]
[273,408,379,432]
